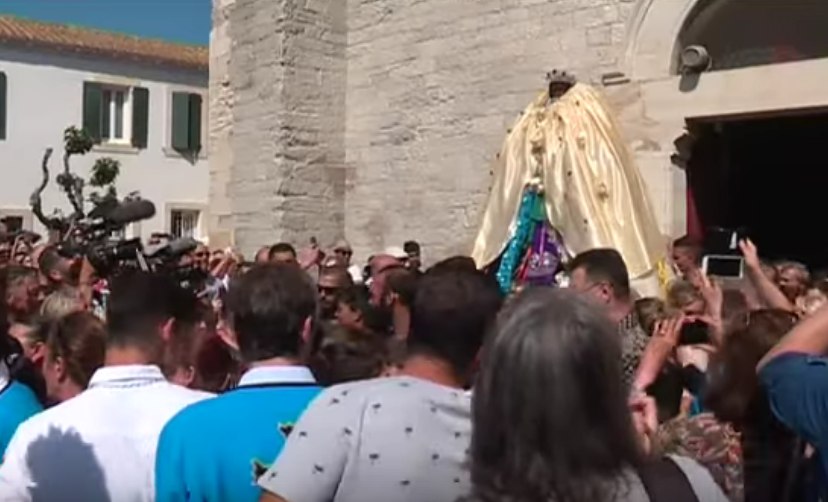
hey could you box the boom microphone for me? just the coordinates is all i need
[104,200,156,226]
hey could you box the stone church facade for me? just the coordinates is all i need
[208,0,828,261]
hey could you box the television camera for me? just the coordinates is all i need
[50,200,209,290]
[54,198,156,274]
[29,131,209,292]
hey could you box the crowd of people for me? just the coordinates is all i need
[0,228,827,502]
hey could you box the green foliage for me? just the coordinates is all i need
[89,157,120,187]
[62,126,127,213]
[64,126,94,156]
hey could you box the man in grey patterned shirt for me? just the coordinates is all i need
[258,262,502,502]
[568,248,648,388]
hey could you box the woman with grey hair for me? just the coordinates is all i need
[465,288,727,502]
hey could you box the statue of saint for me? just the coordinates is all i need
[472,71,667,296]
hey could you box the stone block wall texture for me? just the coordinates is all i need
[210,0,670,261]
[344,0,639,262]
[208,0,235,248]
[210,0,347,256]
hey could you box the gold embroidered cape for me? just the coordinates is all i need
[471,83,665,280]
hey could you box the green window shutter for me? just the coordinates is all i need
[187,93,202,152]
[0,72,7,140]
[171,92,190,151]
[83,82,103,143]
[131,87,149,148]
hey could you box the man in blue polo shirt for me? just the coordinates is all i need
[155,263,322,502]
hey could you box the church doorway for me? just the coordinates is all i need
[686,110,828,269]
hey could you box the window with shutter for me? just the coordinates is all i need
[83,82,103,143]
[131,87,149,149]
[0,71,6,140]
[171,92,190,151]
[187,93,202,152]
[171,91,203,154]
[83,82,135,145]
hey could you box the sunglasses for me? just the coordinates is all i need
[318,285,340,295]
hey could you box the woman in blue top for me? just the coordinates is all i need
[0,270,43,459]
[0,358,42,458]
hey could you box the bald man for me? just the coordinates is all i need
[255,246,271,264]
[367,254,403,306]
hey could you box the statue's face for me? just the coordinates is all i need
[549,83,572,99]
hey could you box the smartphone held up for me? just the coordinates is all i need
[701,227,745,279]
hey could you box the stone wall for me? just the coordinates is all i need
[343,0,641,261]
[209,0,694,261]
[209,0,347,256]
[207,0,235,248]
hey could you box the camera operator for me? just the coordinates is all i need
[192,242,210,272]
[167,242,221,303]
[38,245,80,295]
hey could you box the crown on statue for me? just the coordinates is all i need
[546,70,576,99]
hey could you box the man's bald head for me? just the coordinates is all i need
[368,255,404,306]
[255,246,271,264]
[370,255,402,276]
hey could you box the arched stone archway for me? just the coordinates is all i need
[625,0,828,79]
[680,0,828,72]
[623,0,701,80]
[617,0,828,246]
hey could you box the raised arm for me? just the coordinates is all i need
[760,303,828,369]
[633,315,684,394]
[739,239,795,313]
[757,303,828,446]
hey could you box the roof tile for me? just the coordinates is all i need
[0,16,208,71]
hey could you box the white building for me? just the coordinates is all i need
[0,16,208,241]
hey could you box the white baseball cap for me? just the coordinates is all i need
[383,246,408,260]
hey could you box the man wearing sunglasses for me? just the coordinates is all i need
[317,266,353,320]
[332,240,353,266]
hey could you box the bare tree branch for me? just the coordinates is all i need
[30,148,67,238]
[62,150,85,219]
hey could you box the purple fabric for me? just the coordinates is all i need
[522,224,563,287]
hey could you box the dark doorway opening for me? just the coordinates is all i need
[687,111,828,270]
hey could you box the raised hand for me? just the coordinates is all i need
[653,314,686,348]
[739,238,761,270]
[629,393,659,456]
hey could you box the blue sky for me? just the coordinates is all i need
[0,0,211,45]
